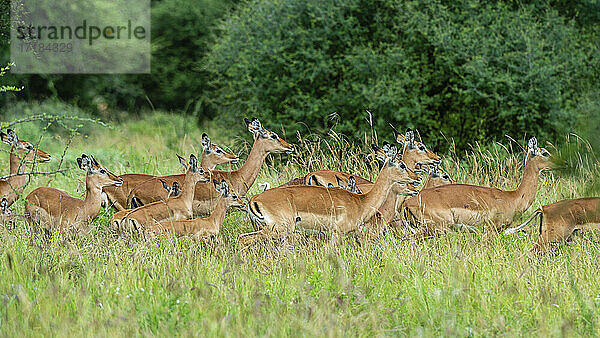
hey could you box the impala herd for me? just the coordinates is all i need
[1,118,599,253]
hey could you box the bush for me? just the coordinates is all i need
[205,0,600,152]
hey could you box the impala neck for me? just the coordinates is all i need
[513,153,540,212]
[231,137,268,194]
[179,170,198,210]
[83,178,103,219]
[204,196,228,229]
[6,149,27,198]
[358,168,395,222]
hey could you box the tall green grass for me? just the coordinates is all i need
[1,109,599,336]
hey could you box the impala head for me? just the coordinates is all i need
[429,165,454,184]
[77,154,122,189]
[526,137,552,172]
[380,144,421,185]
[392,183,420,196]
[213,179,245,209]
[177,154,210,183]
[1,129,51,163]
[201,133,239,169]
[401,130,441,170]
[244,117,294,154]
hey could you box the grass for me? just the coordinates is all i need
[1,108,600,336]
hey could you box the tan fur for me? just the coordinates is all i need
[239,154,420,247]
[0,130,51,207]
[110,155,209,232]
[25,155,121,234]
[102,134,237,211]
[403,138,551,234]
[127,118,294,217]
[147,180,245,239]
[504,197,600,252]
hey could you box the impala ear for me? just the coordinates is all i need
[189,154,198,172]
[171,182,181,196]
[528,137,539,155]
[77,154,91,172]
[389,123,404,145]
[160,179,170,192]
[1,129,18,146]
[405,131,415,149]
[201,133,211,152]
[1,198,7,214]
[176,154,188,170]
[348,176,356,187]
[220,180,230,196]
[335,176,345,188]
[90,155,99,167]
[246,117,262,135]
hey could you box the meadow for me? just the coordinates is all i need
[1,110,600,336]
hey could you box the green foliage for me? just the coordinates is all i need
[206,0,600,152]
[0,0,237,113]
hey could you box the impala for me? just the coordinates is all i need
[25,154,122,233]
[239,145,420,246]
[147,179,245,239]
[336,175,362,194]
[111,154,209,232]
[130,180,181,208]
[504,197,600,251]
[102,133,237,211]
[1,129,51,207]
[402,137,551,234]
[127,117,294,216]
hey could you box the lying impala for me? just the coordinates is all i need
[103,133,237,211]
[25,154,122,234]
[239,145,420,246]
[128,117,294,216]
[402,137,551,234]
[1,129,51,207]
[147,179,245,239]
[504,197,600,251]
[110,154,209,232]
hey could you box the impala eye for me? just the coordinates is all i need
[418,145,425,151]
[26,145,33,150]
[400,163,406,170]
[216,149,222,154]
[99,169,107,175]
[271,133,278,140]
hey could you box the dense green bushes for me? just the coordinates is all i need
[206,0,600,151]
[0,0,237,114]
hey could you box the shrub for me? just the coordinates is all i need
[206,0,600,152]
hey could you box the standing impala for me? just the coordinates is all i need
[25,154,122,234]
[102,133,237,211]
[402,137,552,234]
[128,117,294,216]
[147,179,245,239]
[112,154,210,233]
[504,197,600,251]
[0,129,51,207]
[239,145,420,246]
